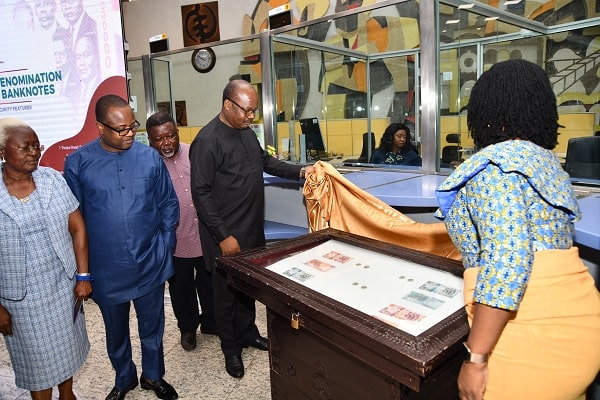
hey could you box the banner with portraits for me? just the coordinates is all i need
[0,0,127,171]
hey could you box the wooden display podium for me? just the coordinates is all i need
[216,229,468,399]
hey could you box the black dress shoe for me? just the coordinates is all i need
[180,331,197,351]
[105,380,138,400]
[244,336,269,351]
[140,376,178,400]
[225,354,244,378]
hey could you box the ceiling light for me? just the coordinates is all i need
[484,16,499,21]
[458,4,474,9]
[446,19,460,24]
[503,0,521,5]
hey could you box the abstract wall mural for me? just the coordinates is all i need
[234,0,599,130]
[239,0,419,122]
[441,0,600,129]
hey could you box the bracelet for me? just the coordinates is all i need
[75,273,94,282]
[462,342,488,364]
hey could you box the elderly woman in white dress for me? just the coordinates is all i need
[0,118,91,400]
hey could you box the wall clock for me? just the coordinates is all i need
[191,47,216,73]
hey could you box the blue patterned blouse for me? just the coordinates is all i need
[435,140,580,310]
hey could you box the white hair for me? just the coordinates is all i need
[0,118,30,147]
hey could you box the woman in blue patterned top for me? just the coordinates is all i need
[370,122,421,166]
[436,60,600,400]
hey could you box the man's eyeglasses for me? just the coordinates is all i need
[226,98,258,118]
[98,120,141,136]
[12,144,45,154]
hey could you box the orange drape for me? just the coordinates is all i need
[303,161,461,260]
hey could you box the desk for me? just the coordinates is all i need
[263,173,302,186]
[343,170,420,189]
[264,220,307,241]
[263,173,308,229]
[262,171,600,252]
[574,194,600,250]
[366,175,448,207]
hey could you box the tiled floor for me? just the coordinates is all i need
[0,293,271,400]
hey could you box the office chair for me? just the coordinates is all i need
[563,136,600,180]
[441,133,461,167]
[411,140,421,154]
[343,132,375,164]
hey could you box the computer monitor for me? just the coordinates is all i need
[299,118,326,159]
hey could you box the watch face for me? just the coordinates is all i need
[192,48,216,73]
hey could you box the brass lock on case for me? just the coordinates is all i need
[291,312,300,329]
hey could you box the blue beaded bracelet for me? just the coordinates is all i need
[75,273,94,282]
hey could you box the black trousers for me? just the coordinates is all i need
[212,267,260,357]
[168,256,217,333]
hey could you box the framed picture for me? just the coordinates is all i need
[157,101,188,126]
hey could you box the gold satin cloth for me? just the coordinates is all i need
[464,248,600,400]
[302,161,461,260]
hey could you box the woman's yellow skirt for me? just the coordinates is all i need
[464,248,600,400]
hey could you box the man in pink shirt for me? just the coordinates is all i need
[147,112,217,351]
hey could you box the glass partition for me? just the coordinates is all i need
[438,1,599,182]
[127,58,147,128]
[132,37,263,144]
[270,1,420,167]
[438,5,532,169]
[128,0,600,182]
[152,58,173,123]
[270,38,376,163]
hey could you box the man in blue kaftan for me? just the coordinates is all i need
[64,95,180,400]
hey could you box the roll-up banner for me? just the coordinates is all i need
[0,0,127,172]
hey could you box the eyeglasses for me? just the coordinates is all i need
[226,98,258,118]
[12,144,44,154]
[98,120,141,136]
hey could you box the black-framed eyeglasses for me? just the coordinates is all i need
[12,144,45,154]
[97,120,141,136]
[226,98,258,118]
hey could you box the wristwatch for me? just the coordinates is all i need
[462,342,488,363]
[299,167,306,178]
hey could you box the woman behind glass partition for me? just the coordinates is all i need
[370,122,421,166]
